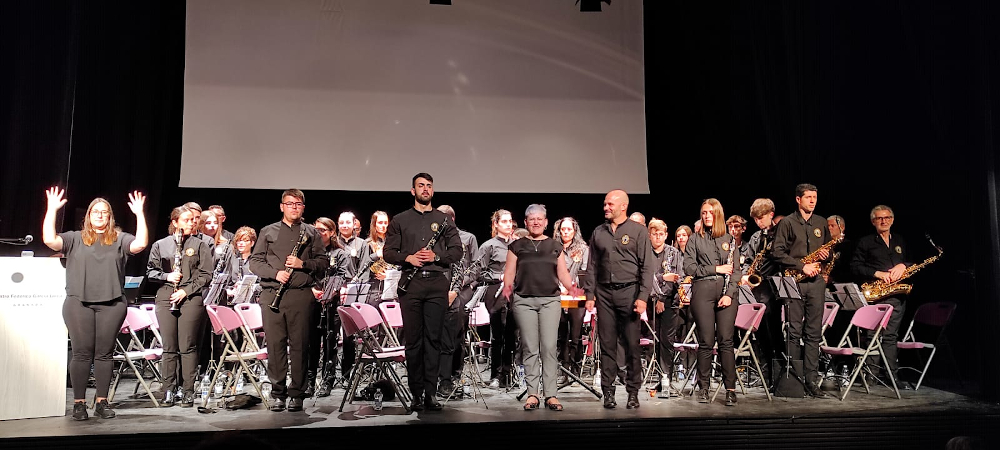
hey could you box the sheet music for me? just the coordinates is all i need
[382,269,401,300]
[123,276,143,289]
[465,285,489,311]
[232,275,259,304]
[343,282,371,305]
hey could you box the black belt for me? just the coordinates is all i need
[481,280,502,286]
[600,281,637,290]
[407,269,446,279]
[694,275,723,282]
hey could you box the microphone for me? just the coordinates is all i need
[23,234,33,244]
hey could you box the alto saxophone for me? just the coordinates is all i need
[784,233,845,282]
[819,251,840,281]
[861,246,942,303]
[677,276,693,308]
[744,237,769,288]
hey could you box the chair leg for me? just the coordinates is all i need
[877,341,902,399]
[749,348,772,401]
[913,347,937,390]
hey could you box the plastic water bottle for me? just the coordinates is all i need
[677,363,685,380]
[463,382,471,396]
[373,389,383,411]
[235,374,245,394]
[215,373,225,397]
[200,373,211,400]
[594,370,602,387]
[517,365,526,388]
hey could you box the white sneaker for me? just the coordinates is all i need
[488,378,500,389]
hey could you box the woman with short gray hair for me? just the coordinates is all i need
[502,204,581,411]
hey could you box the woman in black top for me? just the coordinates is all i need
[311,216,353,397]
[682,198,741,406]
[502,205,579,411]
[147,205,213,407]
[42,187,148,421]
[552,216,590,376]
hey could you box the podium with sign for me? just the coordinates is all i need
[0,257,67,420]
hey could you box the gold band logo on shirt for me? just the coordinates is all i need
[431,222,439,232]
[185,248,195,257]
[895,245,902,254]
[621,235,630,245]
[739,255,746,265]
[722,242,730,251]
[813,228,822,238]
[662,261,668,269]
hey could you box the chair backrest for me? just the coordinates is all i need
[850,304,893,331]
[469,303,490,327]
[378,301,404,328]
[337,306,361,337]
[822,302,840,329]
[233,303,264,331]
[351,303,386,331]
[912,301,957,328]
[123,306,153,333]
[734,303,766,332]
[205,305,244,335]
[139,303,159,330]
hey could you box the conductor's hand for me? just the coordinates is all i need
[45,187,68,212]
[166,270,181,284]
[634,299,646,315]
[718,295,732,308]
[501,284,513,302]
[802,262,821,277]
[285,255,303,269]
[276,270,291,284]
[568,286,584,297]
[405,254,424,268]
[716,264,733,275]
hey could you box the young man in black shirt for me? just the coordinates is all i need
[383,173,463,411]
[583,189,655,410]
[772,184,832,398]
[250,189,329,412]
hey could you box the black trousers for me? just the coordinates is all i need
[787,278,825,384]
[439,291,469,382]
[650,298,683,377]
[487,283,518,379]
[595,283,642,394]
[156,297,206,393]
[259,287,313,399]
[690,278,737,390]
[63,296,127,400]
[559,305,586,368]
[399,272,449,398]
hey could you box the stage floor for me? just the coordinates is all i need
[1,373,997,449]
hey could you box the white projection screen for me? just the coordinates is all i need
[181,0,647,193]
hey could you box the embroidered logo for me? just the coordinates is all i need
[621,235,630,245]
[185,248,195,257]
[813,228,822,238]
[895,245,902,254]
[722,242,730,252]
[431,222,439,232]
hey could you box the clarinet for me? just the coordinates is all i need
[398,217,449,293]
[169,230,184,311]
[722,235,738,296]
[269,228,308,312]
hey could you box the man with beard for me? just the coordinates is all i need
[384,173,463,411]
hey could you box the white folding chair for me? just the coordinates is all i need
[337,306,412,413]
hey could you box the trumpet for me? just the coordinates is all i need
[269,228,308,312]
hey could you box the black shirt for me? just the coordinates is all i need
[772,211,832,272]
[383,207,463,273]
[509,237,563,297]
[583,218,655,301]
[59,230,136,303]
[146,234,214,300]
[745,228,780,278]
[651,245,684,300]
[249,221,329,290]
[850,233,910,280]
[683,232,742,299]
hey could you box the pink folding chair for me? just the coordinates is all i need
[639,311,661,390]
[204,305,270,408]
[897,302,958,390]
[108,307,163,407]
[337,306,412,413]
[377,301,406,348]
[138,303,163,349]
[820,302,841,347]
[712,303,771,402]
[820,304,900,401]
[233,302,266,352]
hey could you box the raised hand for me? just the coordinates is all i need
[45,187,67,211]
[127,191,146,216]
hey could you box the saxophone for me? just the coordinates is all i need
[861,247,942,303]
[677,276,693,308]
[744,235,769,288]
[820,251,841,281]
[784,233,845,282]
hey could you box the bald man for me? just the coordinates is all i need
[584,190,655,409]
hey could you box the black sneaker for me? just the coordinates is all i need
[698,388,710,403]
[72,402,88,421]
[805,382,830,399]
[626,393,640,409]
[180,390,195,408]
[725,390,738,406]
[602,390,617,409]
[93,399,116,419]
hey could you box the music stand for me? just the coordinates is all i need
[833,283,866,311]
[770,276,806,397]
[231,275,258,304]
[204,272,229,306]
[342,282,371,305]
[123,276,144,304]
[381,269,401,300]
[465,285,489,311]
[738,284,756,305]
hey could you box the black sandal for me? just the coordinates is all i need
[523,394,540,411]
[545,397,563,411]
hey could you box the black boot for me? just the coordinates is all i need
[603,389,617,409]
[725,390,738,406]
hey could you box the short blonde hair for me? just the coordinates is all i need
[648,218,667,234]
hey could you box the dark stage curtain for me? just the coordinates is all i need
[1,0,997,400]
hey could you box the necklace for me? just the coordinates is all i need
[529,237,544,252]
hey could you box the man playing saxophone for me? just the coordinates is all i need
[849,205,910,382]
[772,184,832,398]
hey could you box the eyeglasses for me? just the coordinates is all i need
[282,202,305,208]
[315,227,330,233]
[90,210,111,217]
[874,216,894,222]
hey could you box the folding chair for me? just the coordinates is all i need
[107,307,163,407]
[138,303,163,349]
[337,306,412,413]
[233,303,266,352]
[639,311,663,390]
[467,303,491,372]
[820,302,840,347]
[580,308,599,380]
[203,305,270,409]
[378,301,404,347]
[897,302,958,390]
[820,304,901,401]
[712,303,772,402]
[671,321,699,395]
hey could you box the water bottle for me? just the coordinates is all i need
[200,373,211,400]
[215,373,225,397]
[261,382,271,399]
[373,389,383,411]
[235,374,245,393]
[463,382,471,396]
[517,365,526,388]
[594,370,602,387]
[677,363,685,380]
